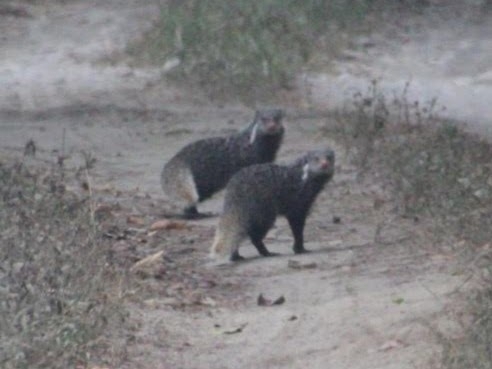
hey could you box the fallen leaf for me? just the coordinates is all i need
[161,297,181,307]
[150,219,189,231]
[130,251,164,273]
[272,296,286,305]
[328,240,343,247]
[94,204,114,220]
[378,339,403,351]
[257,293,286,306]
[392,297,404,305]
[94,183,116,193]
[223,323,248,335]
[143,299,159,308]
[200,296,217,307]
[287,260,317,270]
[127,215,145,226]
[257,293,269,306]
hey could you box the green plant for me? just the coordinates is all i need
[128,0,375,101]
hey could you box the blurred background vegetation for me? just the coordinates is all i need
[127,0,431,102]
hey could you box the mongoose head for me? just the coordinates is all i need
[299,149,336,182]
[249,109,285,144]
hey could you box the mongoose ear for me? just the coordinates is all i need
[249,122,259,144]
[302,163,310,182]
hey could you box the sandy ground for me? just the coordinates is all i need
[0,1,485,368]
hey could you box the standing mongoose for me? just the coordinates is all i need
[161,109,285,218]
[211,148,335,261]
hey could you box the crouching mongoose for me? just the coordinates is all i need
[211,148,335,261]
[161,109,285,218]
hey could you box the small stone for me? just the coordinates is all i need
[457,177,471,188]
[473,188,488,199]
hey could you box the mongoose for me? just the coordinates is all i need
[161,109,285,218]
[211,149,335,261]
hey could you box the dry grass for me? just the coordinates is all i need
[442,285,492,369]
[326,80,492,244]
[0,157,127,369]
[322,80,492,369]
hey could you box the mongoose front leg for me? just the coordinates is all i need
[287,216,308,254]
[230,250,245,262]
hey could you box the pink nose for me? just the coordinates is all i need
[266,120,277,131]
[320,160,329,169]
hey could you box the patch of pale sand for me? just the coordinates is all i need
[0,0,166,112]
[301,9,492,137]
[127,243,463,369]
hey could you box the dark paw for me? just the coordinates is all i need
[183,210,217,220]
[230,253,245,262]
[293,247,310,254]
[262,251,280,257]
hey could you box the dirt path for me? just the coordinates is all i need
[0,2,476,368]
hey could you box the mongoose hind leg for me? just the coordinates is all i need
[246,215,278,257]
[183,205,217,220]
[251,237,278,257]
[249,226,278,257]
[287,215,309,254]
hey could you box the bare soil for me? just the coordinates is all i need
[0,1,483,368]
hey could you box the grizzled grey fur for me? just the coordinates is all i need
[161,109,284,218]
[211,149,335,261]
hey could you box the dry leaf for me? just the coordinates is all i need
[287,260,317,270]
[94,183,116,193]
[127,215,145,226]
[200,296,217,307]
[257,293,269,306]
[130,251,164,272]
[378,339,403,351]
[257,293,285,306]
[150,219,188,231]
[223,323,248,335]
[272,296,286,305]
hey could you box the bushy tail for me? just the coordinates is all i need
[161,160,199,208]
[210,214,244,260]
[210,227,226,258]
